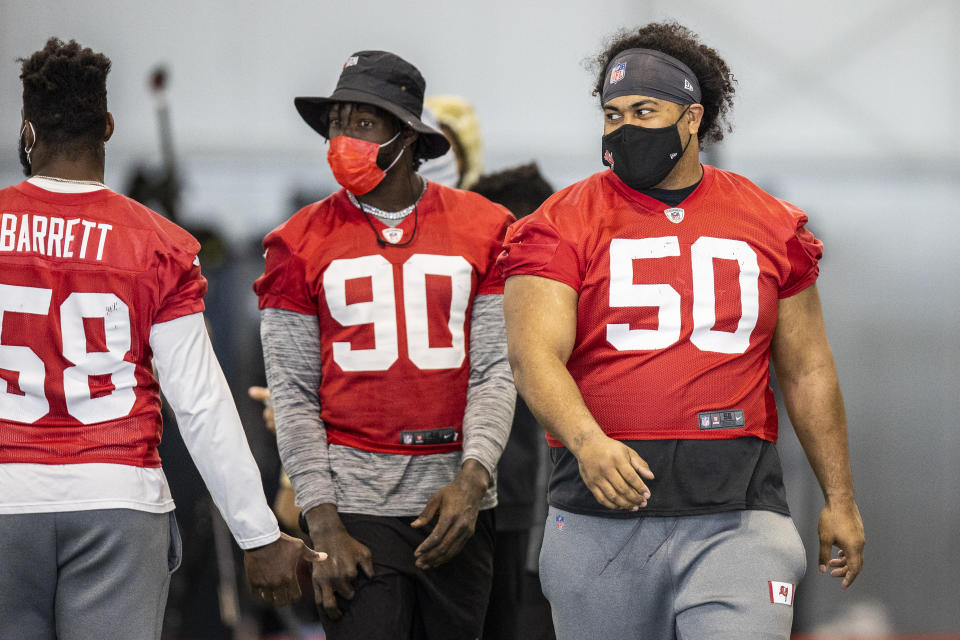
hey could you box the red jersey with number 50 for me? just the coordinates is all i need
[497,166,822,445]
[0,182,206,466]
[254,182,513,455]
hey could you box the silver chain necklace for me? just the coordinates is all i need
[347,178,427,220]
[33,175,106,188]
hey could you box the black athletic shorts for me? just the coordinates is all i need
[317,510,495,640]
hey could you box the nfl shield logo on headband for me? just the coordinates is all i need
[610,62,626,84]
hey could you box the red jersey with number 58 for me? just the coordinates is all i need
[0,182,206,466]
[497,166,822,445]
[254,182,513,455]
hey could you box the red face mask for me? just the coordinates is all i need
[327,131,403,196]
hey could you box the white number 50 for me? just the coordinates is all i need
[607,236,760,354]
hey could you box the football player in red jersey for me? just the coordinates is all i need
[499,22,865,639]
[254,51,515,639]
[0,38,323,640]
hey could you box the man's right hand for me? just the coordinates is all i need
[305,505,375,620]
[573,432,654,510]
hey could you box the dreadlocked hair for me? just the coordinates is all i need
[590,22,737,146]
[19,37,112,155]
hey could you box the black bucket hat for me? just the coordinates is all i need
[295,50,450,160]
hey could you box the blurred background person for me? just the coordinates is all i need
[424,95,484,190]
[471,163,557,640]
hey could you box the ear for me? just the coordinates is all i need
[104,112,115,142]
[21,119,37,149]
[401,127,418,149]
[685,104,704,136]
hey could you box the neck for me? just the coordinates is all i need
[357,162,422,212]
[31,152,105,184]
[653,138,703,190]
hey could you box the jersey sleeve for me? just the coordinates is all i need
[779,207,823,298]
[253,230,317,314]
[475,209,515,296]
[154,244,207,325]
[497,215,582,291]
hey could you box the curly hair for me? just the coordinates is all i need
[19,37,111,154]
[590,22,736,146]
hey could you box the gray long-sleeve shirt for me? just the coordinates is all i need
[261,294,515,516]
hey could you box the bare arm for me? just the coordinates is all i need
[771,283,865,588]
[503,275,653,511]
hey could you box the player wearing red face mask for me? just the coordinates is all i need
[255,51,516,639]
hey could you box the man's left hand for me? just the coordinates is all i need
[817,498,865,589]
[244,532,327,606]
[411,459,489,570]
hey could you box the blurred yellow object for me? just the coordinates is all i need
[424,95,483,189]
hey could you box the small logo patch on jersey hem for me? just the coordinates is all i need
[664,207,684,223]
[698,409,745,430]
[768,581,794,606]
[400,427,457,445]
[382,228,404,244]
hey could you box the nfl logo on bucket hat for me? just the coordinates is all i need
[294,50,450,160]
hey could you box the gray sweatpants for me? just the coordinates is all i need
[539,507,806,640]
[0,509,181,640]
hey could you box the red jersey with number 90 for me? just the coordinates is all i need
[497,166,822,445]
[254,182,513,455]
[0,182,206,466]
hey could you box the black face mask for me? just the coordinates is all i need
[601,107,692,191]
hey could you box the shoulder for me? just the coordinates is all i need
[264,191,346,253]
[101,190,202,259]
[706,166,808,227]
[510,171,608,237]
[429,181,514,227]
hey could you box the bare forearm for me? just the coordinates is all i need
[779,364,855,502]
[511,352,605,456]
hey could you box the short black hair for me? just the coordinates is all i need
[470,163,554,218]
[19,37,112,155]
[590,22,736,146]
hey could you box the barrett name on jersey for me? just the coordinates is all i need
[498,165,823,445]
[254,181,513,455]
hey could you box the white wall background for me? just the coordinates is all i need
[2,0,958,634]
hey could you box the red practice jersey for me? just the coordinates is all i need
[498,166,822,445]
[254,182,513,455]
[0,182,205,466]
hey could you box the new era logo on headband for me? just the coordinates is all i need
[684,78,694,92]
[610,62,626,84]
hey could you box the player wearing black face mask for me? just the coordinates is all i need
[601,104,693,191]
[499,22,864,640]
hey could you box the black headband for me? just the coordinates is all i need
[601,48,701,105]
